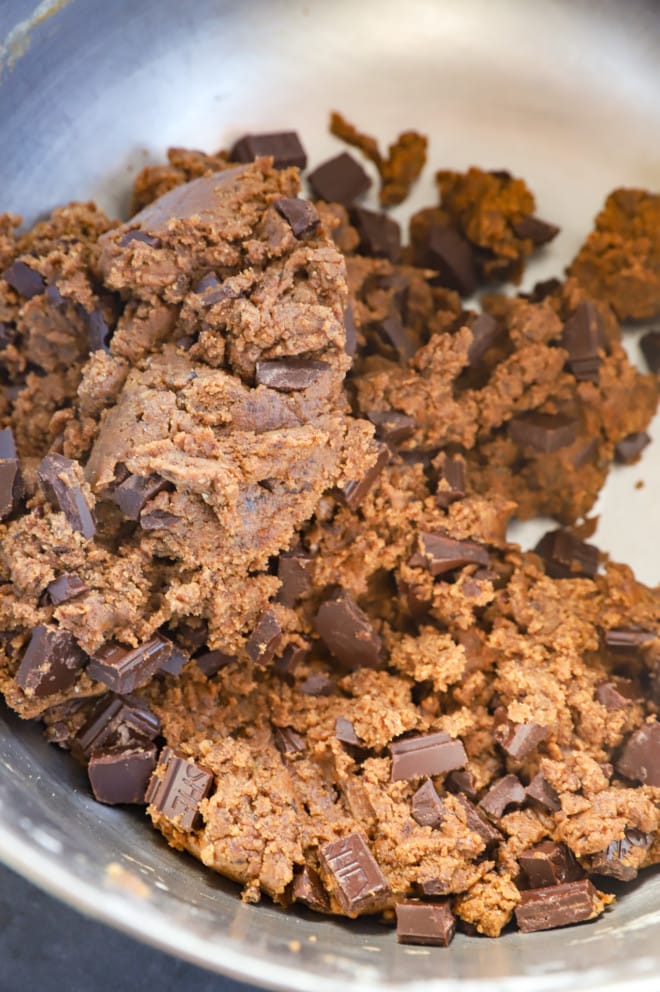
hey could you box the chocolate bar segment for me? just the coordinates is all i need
[314,590,384,670]
[88,744,158,805]
[37,454,96,539]
[561,301,606,382]
[515,879,604,933]
[72,692,161,761]
[255,358,330,392]
[46,573,88,606]
[535,528,599,580]
[230,131,307,170]
[411,779,446,828]
[615,721,660,786]
[409,531,489,576]
[584,828,653,881]
[308,152,372,206]
[15,625,88,698]
[145,746,214,831]
[509,412,578,453]
[396,900,456,947]
[518,842,583,889]
[391,731,467,782]
[88,634,173,693]
[319,832,391,916]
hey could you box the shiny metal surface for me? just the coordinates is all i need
[1,1,659,989]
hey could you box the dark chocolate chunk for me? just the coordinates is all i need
[84,307,112,352]
[604,626,655,653]
[522,277,562,303]
[194,649,232,678]
[515,879,603,933]
[445,768,478,802]
[110,473,168,521]
[526,773,561,813]
[426,226,478,297]
[496,722,549,761]
[193,272,241,306]
[509,412,578,453]
[561,302,606,382]
[335,717,364,751]
[145,746,213,831]
[512,215,560,246]
[372,311,417,361]
[640,329,660,374]
[319,833,391,916]
[308,152,372,206]
[478,774,526,820]
[518,842,583,889]
[15,625,88,698]
[411,779,446,828]
[274,197,319,237]
[367,410,415,446]
[245,610,282,665]
[396,900,456,947]
[292,866,330,912]
[46,573,88,606]
[409,531,489,576]
[37,453,96,539]
[535,528,599,580]
[274,641,309,676]
[230,131,307,170]
[454,794,503,848]
[391,732,467,782]
[277,552,314,608]
[118,229,162,249]
[0,426,22,520]
[2,260,46,298]
[344,303,357,358]
[466,312,499,366]
[352,206,401,262]
[614,431,651,465]
[584,828,653,881]
[255,358,330,392]
[273,725,306,758]
[139,508,180,531]
[595,678,637,710]
[334,443,390,511]
[87,634,173,694]
[616,721,660,786]
[299,672,336,697]
[72,692,161,761]
[435,455,467,509]
[88,744,158,805]
[314,590,384,670]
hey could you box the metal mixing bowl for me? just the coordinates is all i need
[1,1,660,989]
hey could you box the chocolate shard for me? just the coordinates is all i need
[478,774,526,820]
[72,692,161,762]
[391,731,467,782]
[426,225,478,297]
[37,453,96,539]
[314,590,384,671]
[45,573,88,606]
[293,866,330,913]
[535,528,599,580]
[640,329,660,374]
[526,772,561,813]
[308,152,372,206]
[274,197,319,237]
[454,794,503,848]
[319,832,391,917]
[509,412,578,453]
[274,641,309,676]
[367,410,415,446]
[396,900,456,947]
[435,454,467,509]
[518,842,583,889]
[496,722,549,761]
[276,552,314,608]
[299,672,335,697]
[466,312,499,366]
[193,272,240,306]
[87,634,173,694]
[512,215,560,246]
[145,746,213,831]
[561,301,606,382]
[584,828,653,882]
[409,530,489,577]
[139,508,180,531]
[0,426,23,520]
[595,678,637,710]
[255,358,330,392]
[604,626,656,653]
[195,649,232,678]
[445,768,478,802]
[521,277,562,303]
[344,303,357,357]
[334,443,390,511]
[335,716,363,749]
[15,625,88,698]
[372,311,417,361]
[2,260,46,298]
[88,744,158,805]
[85,308,112,353]
[351,206,401,262]
[118,229,162,249]
[273,725,306,759]
[515,879,604,934]
[245,610,282,665]
[614,431,651,465]
[230,131,307,170]
[110,473,168,521]
[616,721,660,786]
[411,778,446,828]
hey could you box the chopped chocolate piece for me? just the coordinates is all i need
[139,508,180,531]
[535,528,599,580]
[604,626,656,652]
[367,410,415,446]
[344,303,357,357]
[561,302,606,382]
[255,358,330,392]
[2,260,46,298]
[478,774,526,820]
[273,725,306,758]
[445,769,478,802]
[522,277,563,303]
[411,779,446,828]
[314,590,384,671]
[274,641,309,676]
[145,746,213,831]
[45,573,88,606]
[118,229,162,249]
[193,273,239,306]
[614,431,651,465]
[595,679,636,710]
[293,866,330,913]
[15,625,88,698]
[518,842,583,889]
[515,879,603,933]
[390,731,467,782]
[435,455,467,508]
[245,610,282,665]
[72,692,160,761]
[511,215,560,246]
[88,744,158,805]
[319,833,391,917]
[351,207,401,262]
[87,635,173,694]
[85,308,112,352]
[585,829,653,881]
[274,197,319,237]
[37,454,96,539]
[372,312,417,361]
[396,900,456,947]
[308,152,372,206]
[276,552,314,608]
[335,716,363,749]
[426,226,478,297]
[616,721,660,786]
[409,531,489,576]
[640,329,660,374]
[466,312,499,366]
[110,473,168,521]
[299,672,336,697]
[0,426,22,520]
[230,131,307,170]
[335,444,390,511]
[509,412,578,453]
[454,794,503,848]
[194,649,232,677]
[496,722,549,761]
[526,773,561,813]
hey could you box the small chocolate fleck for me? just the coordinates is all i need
[245,610,282,665]
[145,746,213,831]
[411,779,446,828]
[37,454,96,539]
[409,531,489,576]
[276,552,314,608]
[274,197,319,237]
[515,879,603,933]
[509,412,578,453]
[255,358,330,392]
[614,431,651,465]
[2,260,46,298]
[640,329,660,374]
[314,590,384,671]
[230,131,307,170]
[616,721,660,786]
[352,206,401,262]
[334,444,390,511]
[367,410,415,446]
[110,473,168,521]
[518,841,583,889]
[319,832,391,917]
[308,152,372,206]
[88,744,158,805]
[512,215,560,246]
[87,635,173,694]
[293,866,330,912]
[15,625,88,699]
[46,573,88,606]
[478,774,526,820]
[496,722,549,761]
[526,773,561,813]
[426,225,478,297]
[391,732,467,782]
[535,528,599,580]
[396,900,456,947]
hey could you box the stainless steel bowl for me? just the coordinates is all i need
[1,1,659,989]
